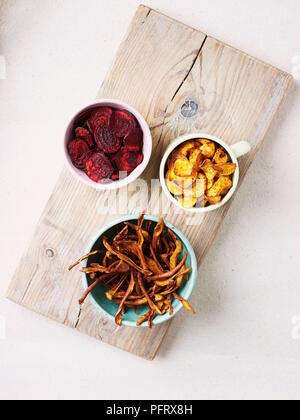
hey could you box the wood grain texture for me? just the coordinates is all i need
[7,5,292,359]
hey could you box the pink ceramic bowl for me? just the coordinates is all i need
[63,99,152,190]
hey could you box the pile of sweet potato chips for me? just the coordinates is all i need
[68,214,195,328]
[166,139,237,208]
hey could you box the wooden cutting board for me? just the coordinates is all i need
[7,5,292,359]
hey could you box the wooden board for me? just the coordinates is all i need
[7,5,292,359]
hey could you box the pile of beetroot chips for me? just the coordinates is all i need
[67,107,144,183]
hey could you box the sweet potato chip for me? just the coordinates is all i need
[173,157,194,177]
[184,174,206,199]
[207,195,222,205]
[206,178,214,190]
[194,173,207,198]
[213,147,228,164]
[177,141,198,156]
[188,148,203,171]
[213,163,237,176]
[167,151,186,170]
[207,176,233,197]
[199,140,216,158]
[200,159,218,181]
[166,178,184,196]
[196,195,207,208]
[166,168,195,188]
[176,196,197,209]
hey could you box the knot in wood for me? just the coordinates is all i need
[45,248,54,258]
[181,99,198,118]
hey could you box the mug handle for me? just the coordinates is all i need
[230,141,251,159]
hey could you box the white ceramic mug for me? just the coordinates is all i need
[159,133,251,213]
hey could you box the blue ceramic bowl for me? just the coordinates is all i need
[81,215,197,327]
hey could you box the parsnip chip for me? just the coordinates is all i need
[213,147,228,164]
[213,163,237,176]
[207,176,233,197]
[173,292,196,314]
[170,240,182,269]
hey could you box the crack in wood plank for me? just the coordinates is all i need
[145,8,151,19]
[156,36,208,147]
[170,36,208,103]
[74,306,82,329]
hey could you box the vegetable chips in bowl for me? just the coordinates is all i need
[160,133,251,213]
[68,214,197,328]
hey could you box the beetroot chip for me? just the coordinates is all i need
[111,168,120,181]
[74,109,91,127]
[75,127,93,148]
[110,109,136,137]
[88,107,112,132]
[124,128,143,151]
[85,152,114,182]
[68,139,90,169]
[114,147,143,173]
[94,125,121,154]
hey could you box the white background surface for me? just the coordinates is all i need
[0,0,300,401]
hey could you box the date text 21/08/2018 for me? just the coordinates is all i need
[106,404,193,417]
